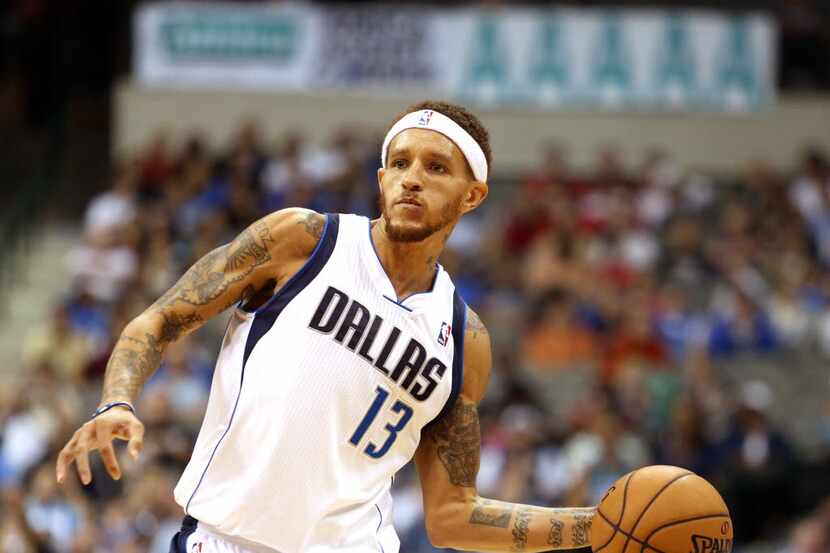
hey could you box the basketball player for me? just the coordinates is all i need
[56,101,595,553]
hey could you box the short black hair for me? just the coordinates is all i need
[388,100,493,171]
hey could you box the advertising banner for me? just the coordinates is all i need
[135,3,776,111]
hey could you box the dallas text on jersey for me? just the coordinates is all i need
[308,286,448,402]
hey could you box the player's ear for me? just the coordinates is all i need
[377,168,385,193]
[459,181,488,215]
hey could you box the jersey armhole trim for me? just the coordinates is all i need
[252,212,333,315]
[243,213,340,365]
[424,290,466,429]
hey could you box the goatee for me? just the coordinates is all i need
[378,191,460,243]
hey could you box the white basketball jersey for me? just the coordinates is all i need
[173,213,467,553]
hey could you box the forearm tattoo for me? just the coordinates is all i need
[101,334,163,403]
[571,512,592,547]
[547,518,564,547]
[429,398,481,487]
[510,507,533,552]
[469,499,513,528]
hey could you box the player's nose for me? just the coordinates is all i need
[400,160,426,191]
[401,178,423,192]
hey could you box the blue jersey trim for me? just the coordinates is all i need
[252,213,332,315]
[425,290,466,428]
[169,516,198,553]
[185,213,340,513]
[382,295,414,312]
[244,213,339,364]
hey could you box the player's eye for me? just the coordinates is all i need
[392,159,407,169]
[430,162,447,174]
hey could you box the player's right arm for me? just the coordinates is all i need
[56,208,327,485]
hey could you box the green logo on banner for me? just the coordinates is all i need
[463,15,508,102]
[716,17,759,109]
[656,14,696,106]
[529,15,569,104]
[591,14,632,105]
[160,13,298,61]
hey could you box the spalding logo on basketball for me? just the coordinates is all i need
[592,465,733,553]
[690,534,733,553]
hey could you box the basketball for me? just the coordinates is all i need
[592,465,733,553]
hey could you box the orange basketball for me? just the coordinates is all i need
[592,465,733,553]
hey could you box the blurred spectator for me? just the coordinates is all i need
[601,306,666,385]
[22,304,93,383]
[707,292,779,356]
[65,226,139,306]
[23,464,86,549]
[720,381,797,544]
[521,289,596,373]
[83,163,139,242]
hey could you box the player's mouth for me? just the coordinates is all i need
[395,196,424,211]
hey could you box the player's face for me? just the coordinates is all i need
[377,129,487,243]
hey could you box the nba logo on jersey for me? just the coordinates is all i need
[437,322,451,346]
[418,110,434,126]
[190,543,202,553]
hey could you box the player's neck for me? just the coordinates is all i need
[371,221,450,300]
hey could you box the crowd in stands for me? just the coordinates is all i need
[2,122,830,553]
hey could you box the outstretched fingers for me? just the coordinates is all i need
[56,446,72,484]
[56,427,93,485]
[127,419,145,459]
[93,421,122,481]
[98,442,121,480]
[75,445,92,485]
[56,415,145,485]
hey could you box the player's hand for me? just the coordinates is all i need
[55,407,145,485]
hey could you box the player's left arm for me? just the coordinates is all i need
[414,308,596,552]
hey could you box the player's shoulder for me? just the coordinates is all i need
[261,207,326,240]
[256,207,328,259]
[461,305,491,403]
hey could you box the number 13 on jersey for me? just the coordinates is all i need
[349,386,413,459]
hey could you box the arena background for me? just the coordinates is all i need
[2,1,830,552]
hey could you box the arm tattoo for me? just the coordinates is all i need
[299,212,325,240]
[152,246,232,308]
[469,499,513,528]
[429,398,480,487]
[225,221,274,271]
[159,311,204,343]
[102,334,163,402]
[510,507,533,551]
[153,219,277,310]
[104,219,280,404]
[466,308,489,340]
[571,512,592,547]
[547,518,564,547]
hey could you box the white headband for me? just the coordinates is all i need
[381,109,488,182]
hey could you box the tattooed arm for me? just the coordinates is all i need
[57,208,326,485]
[99,208,324,406]
[414,308,595,552]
